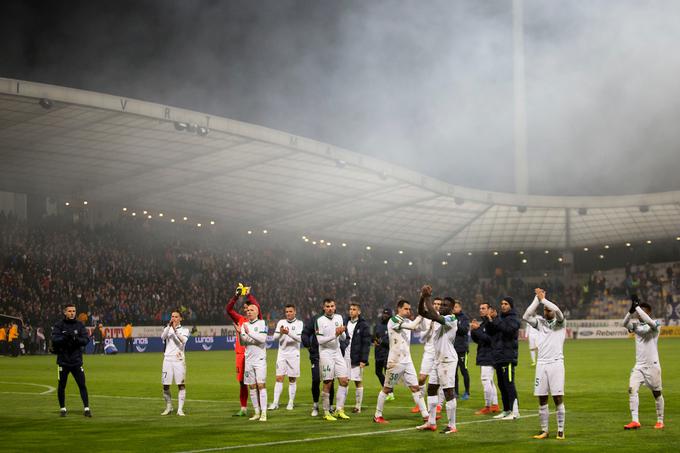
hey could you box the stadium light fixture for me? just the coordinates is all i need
[519,250,525,255]
[558,257,563,262]
[646,240,652,244]
[341,243,347,247]
[408,261,413,266]
[122,207,127,212]
[384,260,388,264]
[131,212,136,216]
[599,254,605,259]
[143,210,148,215]
[159,213,164,217]
[544,250,549,254]
[196,126,209,137]
[83,201,88,205]
[522,258,528,263]
[446,252,452,256]
[65,202,70,206]
[174,122,188,131]
[302,236,307,240]
[583,247,589,251]
[398,250,404,255]
[676,237,680,241]
[171,219,175,223]
[442,261,448,266]
[247,230,252,235]
[304,238,309,242]
[197,223,202,227]
[210,220,215,225]
[39,98,53,109]
[312,241,317,245]
[625,242,631,247]
[320,240,325,244]
[187,123,197,133]
[365,245,371,250]
[147,215,152,219]
[467,252,473,256]
[493,251,499,256]
[183,216,188,221]
[263,230,268,234]
[326,242,331,246]
[604,244,610,249]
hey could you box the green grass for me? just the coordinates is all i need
[1,339,678,452]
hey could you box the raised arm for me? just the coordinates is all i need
[522,296,541,328]
[226,295,245,324]
[541,298,564,322]
[418,285,446,324]
[400,315,423,331]
[635,306,658,330]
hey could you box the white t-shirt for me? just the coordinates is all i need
[273,318,303,357]
[387,315,421,365]
[240,319,267,361]
[161,325,189,361]
[432,315,458,364]
[530,316,566,363]
[315,314,345,358]
[625,308,661,366]
[420,318,436,355]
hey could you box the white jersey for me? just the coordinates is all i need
[240,319,267,361]
[624,308,661,366]
[387,315,422,365]
[432,315,458,364]
[315,314,345,358]
[530,316,566,363]
[161,325,189,361]
[273,318,303,357]
[420,318,437,355]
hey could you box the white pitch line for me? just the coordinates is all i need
[0,381,55,394]
[174,412,543,453]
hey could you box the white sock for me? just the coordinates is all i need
[259,388,268,413]
[512,398,519,416]
[556,403,565,432]
[177,388,186,411]
[482,379,492,406]
[336,385,348,411]
[491,381,498,405]
[355,387,363,409]
[420,384,426,400]
[530,350,536,363]
[321,391,330,413]
[446,398,457,428]
[273,381,283,406]
[375,390,387,417]
[438,388,445,406]
[655,395,664,423]
[250,388,260,413]
[84,406,89,411]
[412,390,428,418]
[163,389,172,407]
[427,395,438,425]
[288,382,297,405]
[539,404,549,432]
[313,401,319,409]
[629,392,639,422]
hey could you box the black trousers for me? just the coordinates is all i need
[310,360,334,405]
[375,358,387,387]
[125,338,133,353]
[495,363,518,412]
[454,352,471,395]
[58,365,89,408]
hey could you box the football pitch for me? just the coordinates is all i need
[1,339,677,452]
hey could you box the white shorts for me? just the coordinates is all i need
[419,350,436,376]
[162,359,186,385]
[429,361,457,389]
[534,361,565,396]
[480,365,495,382]
[244,357,267,385]
[345,354,364,382]
[629,364,662,392]
[384,362,419,388]
[276,354,300,378]
[320,353,348,381]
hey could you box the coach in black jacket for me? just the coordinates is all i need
[470,302,500,414]
[51,303,91,417]
[302,315,334,415]
[452,298,471,399]
[486,296,521,419]
[342,302,372,412]
[373,308,391,390]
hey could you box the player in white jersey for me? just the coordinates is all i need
[373,299,428,424]
[523,288,566,440]
[526,321,538,367]
[269,304,303,411]
[622,296,664,430]
[410,297,444,415]
[417,286,459,434]
[160,310,190,416]
[315,298,350,421]
[236,303,269,421]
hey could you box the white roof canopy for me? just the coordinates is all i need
[2,78,679,252]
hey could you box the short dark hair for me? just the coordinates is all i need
[323,298,335,305]
[284,304,296,310]
[443,296,455,304]
[63,303,76,310]
[349,302,361,310]
[479,302,490,309]
[396,299,410,309]
[433,296,443,302]
[639,302,652,312]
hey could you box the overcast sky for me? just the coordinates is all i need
[3,0,680,196]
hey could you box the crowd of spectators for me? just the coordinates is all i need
[1,212,678,340]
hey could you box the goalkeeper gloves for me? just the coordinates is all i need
[629,294,640,314]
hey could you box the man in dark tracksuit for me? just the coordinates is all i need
[342,303,372,413]
[486,296,521,420]
[470,302,500,415]
[302,315,334,416]
[51,303,91,417]
[452,298,471,400]
[372,308,394,400]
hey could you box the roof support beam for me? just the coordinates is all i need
[431,204,493,251]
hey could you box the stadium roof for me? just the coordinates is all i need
[2,78,680,253]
